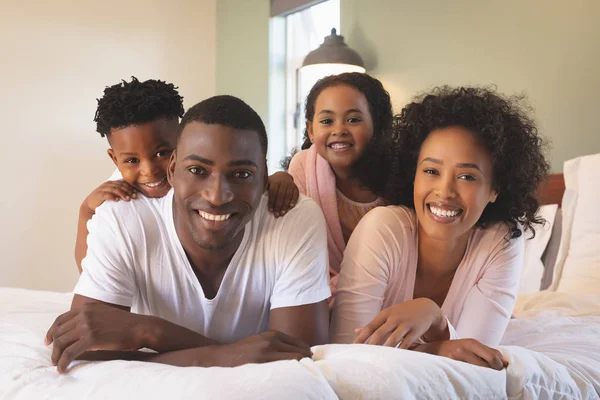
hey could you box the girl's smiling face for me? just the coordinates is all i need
[307,84,374,177]
[414,126,498,242]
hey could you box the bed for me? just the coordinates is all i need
[2,155,599,400]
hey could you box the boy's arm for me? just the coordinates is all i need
[75,205,93,273]
[74,181,137,273]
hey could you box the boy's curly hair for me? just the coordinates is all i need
[282,72,394,195]
[386,86,549,238]
[94,76,184,137]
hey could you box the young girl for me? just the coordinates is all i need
[287,72,394,301]
[331,87,548,367]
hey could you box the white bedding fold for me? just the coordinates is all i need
[1,288,599,400]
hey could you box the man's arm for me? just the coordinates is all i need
[268,198,331,346]
[45,294,221,372]
[71,294,219,351]
[269,301,329,346]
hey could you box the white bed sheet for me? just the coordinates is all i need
[1,287,599,400]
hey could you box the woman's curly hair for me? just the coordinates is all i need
[385,86,549,238]
[282,72,394,195]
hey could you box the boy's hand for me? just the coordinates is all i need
[267,172,299,218]
[84,180,137,214]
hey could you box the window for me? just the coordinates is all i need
[268,0,340,172]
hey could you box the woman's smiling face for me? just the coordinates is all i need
[413,126,498,242]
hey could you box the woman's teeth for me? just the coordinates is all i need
[198,211,232,221]
[429,205,461,218]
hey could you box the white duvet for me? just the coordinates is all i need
[0,288,599,400]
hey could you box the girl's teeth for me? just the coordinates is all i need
[330,143,351,150]
[198,211,232,221]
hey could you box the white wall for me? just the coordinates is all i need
[0,0,216,291]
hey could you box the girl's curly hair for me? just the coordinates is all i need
[386,86,549,238]
[282,72,394,195]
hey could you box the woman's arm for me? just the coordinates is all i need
[330,207,406,343]
[454,234,524,346]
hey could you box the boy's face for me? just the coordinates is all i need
[107,118,179,198]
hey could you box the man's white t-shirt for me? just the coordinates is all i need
[75,190,331,343]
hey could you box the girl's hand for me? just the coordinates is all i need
[415,339,508,370]
[353,298,447,349]
[84,180,137,214]
[267,172,299,218]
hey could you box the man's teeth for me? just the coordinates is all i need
[429,205,461,218]
[329,142,351,150]
[198,211,232,221]
[142,178,166,188]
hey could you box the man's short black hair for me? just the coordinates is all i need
[94,76,184,137]
[179,95,268,155]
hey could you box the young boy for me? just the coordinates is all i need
[75,77,298,272]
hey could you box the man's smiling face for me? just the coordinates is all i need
[168,122,267,251]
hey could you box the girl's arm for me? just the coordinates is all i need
[287,151,308,195]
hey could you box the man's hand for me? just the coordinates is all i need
[84,180,137,214]
[45,302,146,373]
[415,339,508,370]
[353,298,447,348]
[267,172,299,218]
[204,330,312,367]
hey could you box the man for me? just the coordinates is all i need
[46,95,330,373]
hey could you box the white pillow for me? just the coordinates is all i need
[551,153,600,293]
[519,204,558,294]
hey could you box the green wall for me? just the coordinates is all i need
[216,0,270,122]
[341,0,600,172]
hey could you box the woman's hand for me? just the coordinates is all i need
[414,339,508,370]
[353,298,448,349]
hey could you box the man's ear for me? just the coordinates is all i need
[107,148,118,166]
[263,161,269,190]
[306,121,315,143]
[167,150,177,186]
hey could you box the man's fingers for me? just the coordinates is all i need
[45,311,75,345]
[57,338,89,374]
[264,351,306,362]
[270,331,310,350]
[51,327,81,365]
[275,338,313,358]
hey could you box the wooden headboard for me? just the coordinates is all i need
[536,174,565,206]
